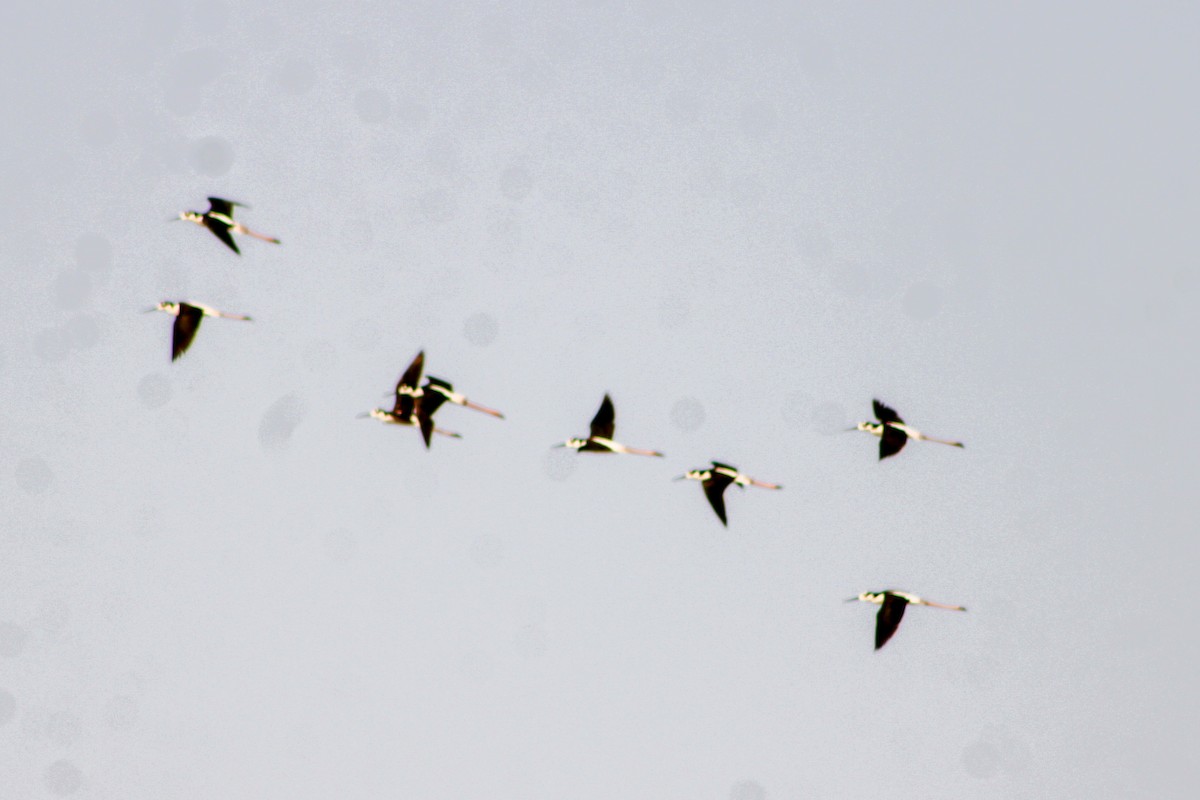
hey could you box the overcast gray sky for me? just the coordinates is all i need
[1,2,1196,797]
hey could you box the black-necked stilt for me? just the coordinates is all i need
[145,301,251,361]
[852,399,964,460]
[177,197,280,255]
[674,462,782,526]
[555,394,664,457]
[422,377,505,419]
[847,590,966,650]
[359,351,461,448]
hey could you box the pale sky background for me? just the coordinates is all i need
[1,2,1196,797]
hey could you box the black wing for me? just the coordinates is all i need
[711,461,738,472]
[879,425,908,460]
[206,197,243,217]
[589,394,615,440]
[203,216,240,254]
[872,399,903,425]
[702,472,735,526]
[397,351,425,393]
[418,412,436,449]
[416,386,450,449]
[875,593,909,650]
[419,378,451,417]
[171,304,204,361]
[393,351,425,416]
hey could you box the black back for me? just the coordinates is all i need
[392,351,426,417]
[873,399,904,425]
[879,425,908,460]
[171,303,205,361]
[589,394,615,440]
[423,376,455,400]
[874,593,909,650]
[702,471,736,526]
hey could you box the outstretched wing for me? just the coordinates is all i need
[872,399,903,424]
[203,216,240,254]
[879,425,908,460]
[419,378,451,417]
[171,304,205,361]
[589,394,615,440]
[393,351,425,416]
[418,412,436,449]
[702,472,735,526]
[416,386,451,449]
[875,593,909,650]
[206,197,244,216]
[397,351,425,393]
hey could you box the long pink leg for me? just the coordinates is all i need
[920,599,967,611]
[621,445,664,457]
[234,223,281,244]
[749,478,783,490]
[434,427,462,439]
[462,399,505,419]
[919,434,964,448]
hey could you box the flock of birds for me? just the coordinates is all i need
[151,197,968,651]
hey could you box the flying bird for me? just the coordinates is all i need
[675,462,781,526]
[177,197,280,255]
[847,590,966,650]
[145,301,251,361]
[360,351,460,448]
[555,394,664,457]
[851,399,964,460]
